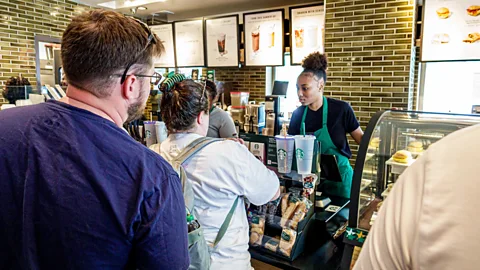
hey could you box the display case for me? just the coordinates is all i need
[341,110,480,270]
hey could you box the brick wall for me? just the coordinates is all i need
[0,0,93,88]
[324,0,415,161]
[208,67,266,102]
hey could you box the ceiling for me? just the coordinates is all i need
[75,0,319,21]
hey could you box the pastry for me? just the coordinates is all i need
[407,141,423,153]
[463,33,480,43]
[369,137,380,148]
[251,216,265,231]
[280,202,298,227]
[264,238,280,253]
[467,5,480,16]
[280,193,290,216]
[436,7,451,19]
[249,231,263,246]
[392,150,412,164]
[279,228,297,257]
[432,33,450,44]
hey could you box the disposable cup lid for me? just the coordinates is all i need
[294,135,316,140]
[275,135,294,140]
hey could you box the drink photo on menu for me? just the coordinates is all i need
[217,33,227,57]
[251,26,260,57]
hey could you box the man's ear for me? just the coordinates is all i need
[121,75,138,101]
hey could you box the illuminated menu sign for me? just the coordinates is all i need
[244,10,285,66]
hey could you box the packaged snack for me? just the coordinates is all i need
[302,174,318,198]
[289,187,303,197]
[280,193,290,216]
[251,215,265,232]
[264,238,280,253]
[250,230,263,246]
[279,228,297,257]
[266,197,281,225]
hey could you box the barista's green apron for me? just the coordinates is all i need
[300,96,353,198]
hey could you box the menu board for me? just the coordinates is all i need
[422,0,480,61]
[205,15,239,67]
[244,10,284,66]
[174,20,205,67]
[150,24,176,67]
[290,5,325,65]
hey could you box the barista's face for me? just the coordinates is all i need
[296,73,324,106]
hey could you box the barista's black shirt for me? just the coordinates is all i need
[288,98,360,158]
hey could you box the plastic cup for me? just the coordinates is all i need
[155,121,168,144]
[144,121,158,147]
[294,135,316,175]
[275,135,295,174]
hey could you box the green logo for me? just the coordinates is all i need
[296,149,305,160]
[281,231,291,241]
[277,149,287,160]
[252,216,259,224]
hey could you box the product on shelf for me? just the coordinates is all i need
[279,194,312,229]
[407,141,423,153]
[436,7,451,19]
[302,174,317,198]
[281,193,290,216]
[249,215,265,246]
[392,150,412,164]
[467,5,480,16]
[264,238,280,253]
[266,197,281,225]
[279,228,297,257]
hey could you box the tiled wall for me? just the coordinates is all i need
[206,67,266,102]
[324,0,415,160]
[0,0,93,88]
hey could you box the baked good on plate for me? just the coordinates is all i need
[407,141,423,153]
[392,150,412,164]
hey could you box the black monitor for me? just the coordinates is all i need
[272,80,288,96]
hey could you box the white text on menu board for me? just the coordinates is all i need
[211,19,234,25]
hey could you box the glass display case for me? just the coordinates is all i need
[341,110,480,270]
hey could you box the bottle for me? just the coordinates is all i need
[187,214,200,232]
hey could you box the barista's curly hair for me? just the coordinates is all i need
[160,79,208,133]
[301,52,328,82]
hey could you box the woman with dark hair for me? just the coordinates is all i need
[158,75,280,270]
[204,80,237,138]
[288,52,363,199]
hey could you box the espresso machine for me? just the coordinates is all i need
[265,96,281,136]
[244,102,265,134]
[264,81,288,136]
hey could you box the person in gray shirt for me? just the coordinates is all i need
[206,80,238,138]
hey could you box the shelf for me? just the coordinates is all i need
[386,158,416,174]
[360,179,373,193]
[400,132,444,140]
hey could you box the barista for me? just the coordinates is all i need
[288,52,363,198]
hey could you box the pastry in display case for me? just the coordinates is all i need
[341,110,480,270]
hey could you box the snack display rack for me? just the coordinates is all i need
[247,180,316,261]
[341,110,480,270]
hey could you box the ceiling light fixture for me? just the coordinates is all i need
[137,6,147,11]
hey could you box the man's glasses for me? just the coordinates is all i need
[116,17,158,85]
[135,72,163,85]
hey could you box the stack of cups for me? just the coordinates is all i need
[275,135,295,174]
[143,121,158,147]
[155,121,168,144]
[294,135,316,175]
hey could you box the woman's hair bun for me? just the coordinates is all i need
[301,52,328,72]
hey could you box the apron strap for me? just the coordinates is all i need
[321,96,328,127]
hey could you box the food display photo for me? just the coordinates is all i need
[422,0,480,61]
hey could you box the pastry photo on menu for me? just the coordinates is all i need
[436,7,451,19]
[431,33,450,44]
[467,6,480,16]
[463,32,480,43]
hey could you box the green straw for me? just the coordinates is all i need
[301,122,306,137]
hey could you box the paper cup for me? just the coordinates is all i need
[144,121,158,147]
